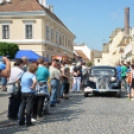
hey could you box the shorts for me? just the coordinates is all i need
[127,83,131,94]
[1,77,7,86]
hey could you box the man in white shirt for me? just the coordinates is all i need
[49,59,61,107]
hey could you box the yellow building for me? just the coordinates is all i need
[101,43,109,65]
[101,7,133,65]
[101,27,132,66]
[0,0,75,62]
[93,50,102,66]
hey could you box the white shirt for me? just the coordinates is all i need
[8,66,24,83]
[49,66,61,80]
[70,65,75,73]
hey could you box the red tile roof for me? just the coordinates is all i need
[0,0,73,34]
[0,0,44,12]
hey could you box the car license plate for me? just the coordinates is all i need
[84,87,93,92]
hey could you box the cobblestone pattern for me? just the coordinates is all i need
[0,91,134,134]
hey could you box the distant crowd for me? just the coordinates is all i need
[115,61,134,101]
[0,56,89,127]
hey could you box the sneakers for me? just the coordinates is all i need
[37,116,44,121]
[126,97,131,101]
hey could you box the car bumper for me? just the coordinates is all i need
[84,87,120,93]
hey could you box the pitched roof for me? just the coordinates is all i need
[102,43,109,53]
[0,0,44,12]
[74,50,89,60]
[0,0,72,34]
[118,35,132,46]
[109,28,122,38]
[93,50,102,58]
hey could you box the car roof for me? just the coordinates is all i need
[90,66,115,70]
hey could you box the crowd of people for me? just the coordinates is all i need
[115,61,134,101]
[0,56,88,127]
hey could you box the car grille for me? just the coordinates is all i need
[96,76,109,89]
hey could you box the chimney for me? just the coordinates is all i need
[0,0,2,4]
[38,0,46,7]
[49,5,54,13]
[125,7,130,35]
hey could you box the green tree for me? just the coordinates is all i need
[86,61,93,67]
[0,42,19,59]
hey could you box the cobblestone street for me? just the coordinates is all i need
[1,91,134,134]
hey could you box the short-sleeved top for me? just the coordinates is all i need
[8,66,24,83]
[49,66,61,80]
[70,65,74,74]
[62,67,70,83]
[21,72,36,93]
[36,65,50,82]
[73,66,82,77]
[121,65,127,77]
[115,65,121,80]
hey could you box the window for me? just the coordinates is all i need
[56,31,59,44]
[51,29,54,41]
[2,25,9,39]
[65,37,67,46]
[97,59,100,63]
[59,34,62,45]
[63,36,64,46]
[46,26,50,40]
[25,25,32,39]
[68,39,69,47]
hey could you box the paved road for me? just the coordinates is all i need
[0,91,134,134]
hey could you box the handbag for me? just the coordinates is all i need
[36,82,48,96]
[7,82,21,97]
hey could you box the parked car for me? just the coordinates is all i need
[83,66,121,97]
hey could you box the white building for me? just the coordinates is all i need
[74,44,93,63]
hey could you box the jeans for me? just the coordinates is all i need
[72,77,81,91]
[19,93,34,126]
[50,79,59,105]
[60,82,65,98]
[33,96,45,117]
[127,83,131,94]
[1,77,7,86]
[8,95,20,118]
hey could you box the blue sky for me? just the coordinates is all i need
[47,0,134,51]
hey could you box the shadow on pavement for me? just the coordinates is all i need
[0,92,84,133]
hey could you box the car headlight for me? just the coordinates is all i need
[89,77,97,82]
[110,77,116,82]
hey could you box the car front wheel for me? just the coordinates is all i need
[84,93,88,97]
[116,90,121,98]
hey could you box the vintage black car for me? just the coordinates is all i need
[83,66,121,97]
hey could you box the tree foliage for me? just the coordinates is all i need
[0,42,19,59]
[86,61,93,67]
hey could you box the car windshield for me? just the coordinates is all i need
[91,69,115,76]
